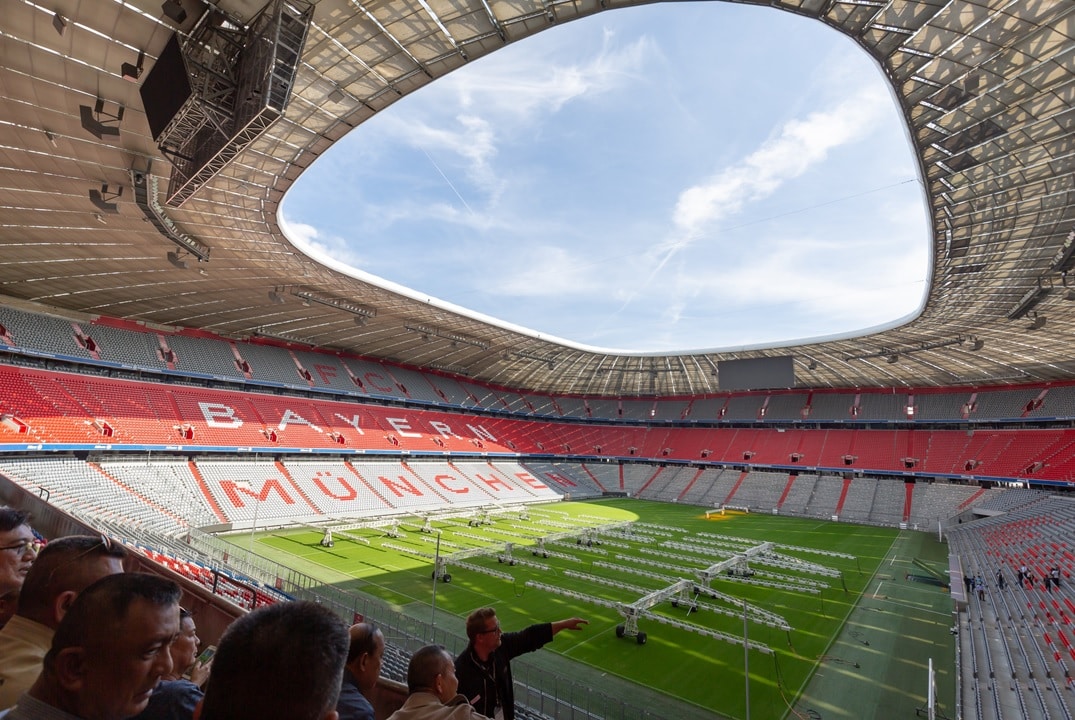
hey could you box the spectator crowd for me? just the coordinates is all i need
[0,506,588,720]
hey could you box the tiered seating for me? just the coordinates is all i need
[163,334,243,378]
[906,483,979,529]
[87,324,169,369]
[1042,385,1075,419]
[651,400,689,421]
[196,459,321,526]
[806,393,856,421]
[496,391,530,415]
[342,358,408,400]
[99,458,220,529]
[458,381,505,411]
[912,390,971,421]
[973,488,1047,514]
[803,475,845,518]
[620,465,657,495]
[847,429,906,470]
[425,460,556,505]
[837,477,878,523]
[349,461,452,512]
[521,394,558,417]
[235,342,310,386]
[0,456,188,534]
[423,374,477,408]
[634,465,692,502]
[620,399,654,421]
[722,395,763,421]
[281,459,393,516]
[856,392,908,421]
[389,366,447,405]
[866,480,906,525]
[949,504,1075,719]
[564,462,618,495]
[553,397,588,419]
[7,303,1075,433]
[290,350,362,394]
[777,473,816,514]
[587,399,619,420]
[0,306,92,359]
[138,547,284,610]
[762,394,806,421]
[10,365,1075,490]
[726,471,785,510]
[972,387,1043,420]
[676,467,732,506]
[686,397,724,421]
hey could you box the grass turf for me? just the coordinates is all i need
[250,499,927,719]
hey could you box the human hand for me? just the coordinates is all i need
[553,617,589,633]
[188,660,211,688]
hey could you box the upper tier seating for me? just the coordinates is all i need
[911,390,971,421]
[88,324,170,370]
[289,350,362,394]
[0,307,94,359]
[7,365,1075,483]
[855,393,907,421]
[805,393,857,421]
[422,374,478,408]
[164,333,245,378]
[762,394,806,421]
[2,302,1075,426]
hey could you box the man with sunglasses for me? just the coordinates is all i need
[0,535,127,709]
[454,609,587,720]
[0,509,38,614]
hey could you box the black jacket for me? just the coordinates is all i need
[454,623,554,720]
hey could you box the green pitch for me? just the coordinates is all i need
[250,499,953,720]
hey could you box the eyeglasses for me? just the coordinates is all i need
[477,624,502,635]
[0,540,42,556]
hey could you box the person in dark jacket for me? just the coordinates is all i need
[454,608,587,720]
[336,622,384,720]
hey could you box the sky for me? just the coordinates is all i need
[281,2,930,354]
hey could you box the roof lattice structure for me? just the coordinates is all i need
[1,0,1073,395]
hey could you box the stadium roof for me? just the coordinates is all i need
[2,0,1074,396]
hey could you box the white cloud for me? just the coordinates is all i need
[444,29,658,120]
[279,216,367,269]
[283,5,929,353]
[360,29,661,221]
[657,84,892,267]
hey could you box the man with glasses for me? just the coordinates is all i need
[454,609,587,720]
[0,535,127,709]
[387,645,490,720]
[0,509,39,613]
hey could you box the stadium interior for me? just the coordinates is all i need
[2,0,1075,718]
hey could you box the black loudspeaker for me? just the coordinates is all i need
[162,0,187,23]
